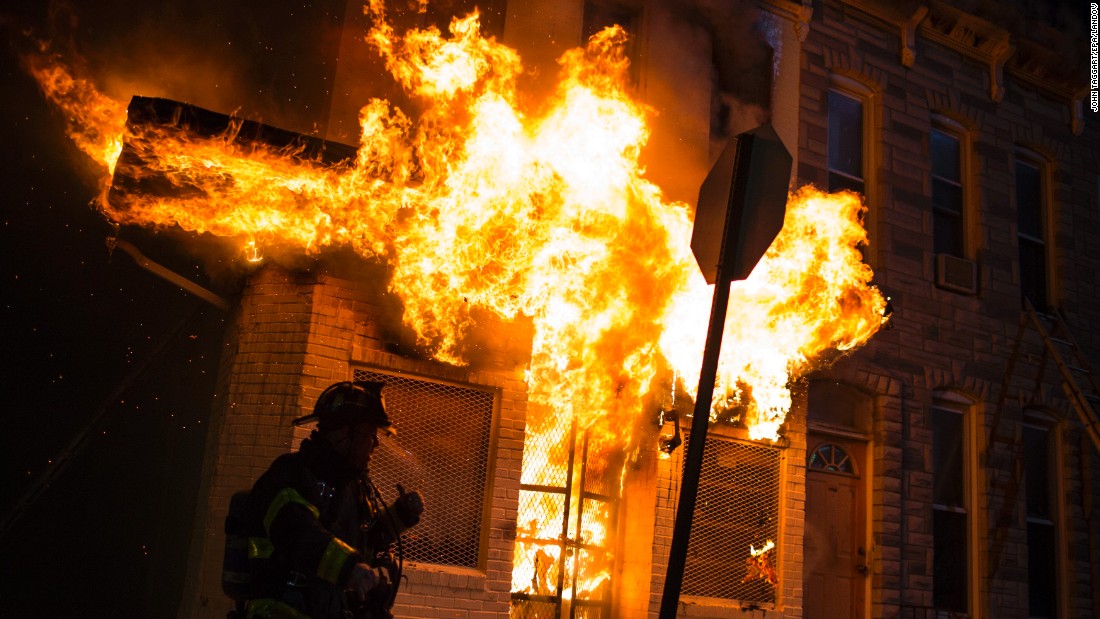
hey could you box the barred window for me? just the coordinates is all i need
[353,367,496,568]
[682,433,781,603]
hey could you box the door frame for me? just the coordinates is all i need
[804,425,873,619]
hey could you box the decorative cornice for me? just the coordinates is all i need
[841,0,929,67]
[1007,34,1090,136]
[758,0,813,42]
[919,1,1014,102]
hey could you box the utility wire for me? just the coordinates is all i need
[0,301,206,542]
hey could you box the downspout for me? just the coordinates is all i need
[107,236,230,311]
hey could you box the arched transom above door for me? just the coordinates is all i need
[807,442,859,477]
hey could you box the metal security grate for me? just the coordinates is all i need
[511,415,618,619]
[681,433,781,603]
[353,367,495,568]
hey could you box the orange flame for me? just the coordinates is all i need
[24,7,885,603]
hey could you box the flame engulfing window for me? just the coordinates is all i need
[682,433,781,603]
[510,413,620,619]
[353,367,495,568]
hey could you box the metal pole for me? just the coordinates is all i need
[658,269,732,618]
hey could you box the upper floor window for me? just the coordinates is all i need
[1016,155,1049,310]
[583,1,642,84]
[827,90,865,195]
[931,128,964,257]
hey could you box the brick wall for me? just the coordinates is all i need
[178,262,529,618]
[799,1,1100,618]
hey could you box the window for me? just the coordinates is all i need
[583,1,641,83]
[683,435,781,604]
[932,129,965,257]
[1024,417,1060,618]
[932,405,968,614]
[808,442,857,475]
[827,90,865,195]
[353,367,496,568]
[1016,156,1049,310]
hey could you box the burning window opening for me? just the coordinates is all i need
[512,415,620,619]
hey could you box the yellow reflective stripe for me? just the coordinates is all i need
[264,488,320,534]
[245,598,311,619]
[248,536,274,559]
[317,537,356,584]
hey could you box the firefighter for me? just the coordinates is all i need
[238,381,424,619]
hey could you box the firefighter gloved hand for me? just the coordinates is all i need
[393,489,424,528]
[348,563,392,601]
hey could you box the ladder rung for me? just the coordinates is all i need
[1066,364,1091,375]
[1049,336,1075,348]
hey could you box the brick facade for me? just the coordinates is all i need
[179,263,530,618]
[797,1,1100,618]
[179,1,1099,618]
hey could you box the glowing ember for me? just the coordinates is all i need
[22,4,886,607]
[743,539,778,587]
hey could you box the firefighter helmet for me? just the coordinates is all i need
[292,381,394,434]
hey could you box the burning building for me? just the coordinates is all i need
[14,0,1100,618]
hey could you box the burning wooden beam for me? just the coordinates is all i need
[107,96,357,213]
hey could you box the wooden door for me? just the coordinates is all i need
[803,434,867,619]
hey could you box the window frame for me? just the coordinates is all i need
[1014,149,1054,311]
[827,88,866,195]
[929,118,973,260]
[930,393,981,617]
[1022,410,1068,619]
[826,75,879,267]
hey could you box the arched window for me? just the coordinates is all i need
[807,442,858,476]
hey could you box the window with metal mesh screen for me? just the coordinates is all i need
[511,417,617,619]
[353,367,495,568]
[681,433,781,603]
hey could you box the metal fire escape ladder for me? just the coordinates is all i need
[1024,300,1100,454]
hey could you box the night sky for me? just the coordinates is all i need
[0,1,352,616]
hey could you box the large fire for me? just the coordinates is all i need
[22,1,886,609]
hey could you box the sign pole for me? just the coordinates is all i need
[657,266,732,618]
[658,123,791,618]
